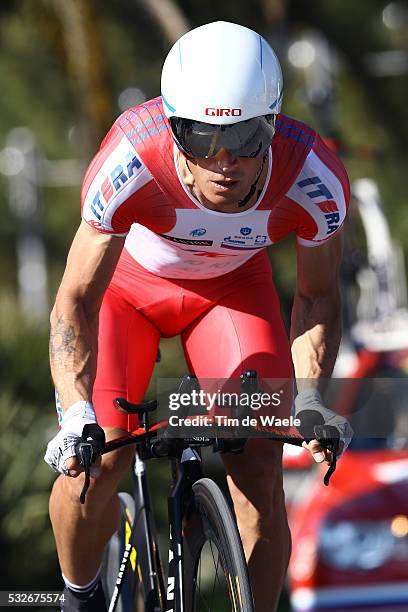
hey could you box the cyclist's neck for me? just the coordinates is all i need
[176,151,269,214]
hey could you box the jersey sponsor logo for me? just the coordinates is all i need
[221,235,267,250]
[223,235,245,245]
[189,228,207,237]
[297,177,340,235]
[297,175,334,201]
[90,151,142,221]
[205,108,242,117]
[159,234,213,246]
[325,212,340,234]
[222,231,268,247]
[317,200,340,233]
[255,235,267,244]
[317,200,338,213]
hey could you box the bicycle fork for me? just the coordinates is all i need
[166,448,202,612]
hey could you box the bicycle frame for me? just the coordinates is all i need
[166,447,203,612]
[104,431,323,612]
[108,440,207,612]
[132,451,165,611]
[77,372,339,612]
[107,448,164,612]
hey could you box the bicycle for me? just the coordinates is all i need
[75,371,339,612]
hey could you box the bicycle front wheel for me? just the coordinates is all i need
[183,477,254,612]
[101,492,139,612]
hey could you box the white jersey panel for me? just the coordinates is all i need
[82,136,152,235]
[125,208,273,279]
[286,149,347,246]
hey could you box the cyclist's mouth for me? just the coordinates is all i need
[211,179,240,191]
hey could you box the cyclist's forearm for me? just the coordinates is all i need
[290,287,341,392]
[49,297,99,411]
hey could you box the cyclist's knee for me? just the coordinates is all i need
[223,438,283,484]
[223,439,284,520]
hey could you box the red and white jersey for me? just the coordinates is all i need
[81,97,349,279]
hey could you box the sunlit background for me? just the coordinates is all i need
[0,1,407,610]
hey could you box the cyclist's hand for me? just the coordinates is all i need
[44,401,102,477]
[294,388,353,464]
[64,454,102,478]
[302,439,333,465]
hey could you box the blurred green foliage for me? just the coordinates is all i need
[0,0,406,603]
[0,291,59,588]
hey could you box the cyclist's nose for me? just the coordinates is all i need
[214,148,238,172]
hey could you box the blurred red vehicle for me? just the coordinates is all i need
[287,445,408,612]
[285,331,408,612]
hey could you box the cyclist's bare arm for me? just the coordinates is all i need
[290,229,344,461]
[291,227,343,382]
[49,221,125,413]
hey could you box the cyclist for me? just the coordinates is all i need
[45,21,353,612]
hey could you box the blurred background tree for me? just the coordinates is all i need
[0,0,407,606]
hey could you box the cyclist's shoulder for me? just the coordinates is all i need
[271,114,349,208]
[80,98,183,236]
[84,97,173,189]
[267,115,349,246]
[113,96,177,186]
[91,97,172,171]
[274,113,316,149]
[80,99,170,236]
[274,114,348,184]
[114,96,171,150]
[269,114,316,193]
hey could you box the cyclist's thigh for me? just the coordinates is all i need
[93,286,160,431]
[181,267,292,382]
[182,268,290,510]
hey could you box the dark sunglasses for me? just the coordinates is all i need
[169,114,276,159]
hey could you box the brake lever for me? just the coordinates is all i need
[323,452,337,486]
[314,424,340,486]
[75,442,93,504]
[75,424,106,504]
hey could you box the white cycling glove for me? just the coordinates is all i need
[44,401,98,475]
[294,388,354,457]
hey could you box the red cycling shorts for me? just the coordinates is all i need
[93,248,293,431]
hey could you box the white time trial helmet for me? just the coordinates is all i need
[161,21,283,158]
